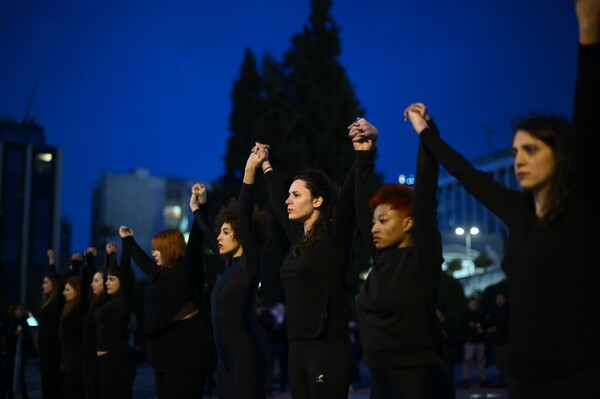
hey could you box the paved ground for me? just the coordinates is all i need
[19,359,508,398]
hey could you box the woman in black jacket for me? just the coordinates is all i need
[120,210,214,398]
[349,114,454,399]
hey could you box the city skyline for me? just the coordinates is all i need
[0,0,579,252]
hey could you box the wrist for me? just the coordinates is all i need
[262,166,273,173]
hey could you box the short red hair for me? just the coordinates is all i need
[369,183,414,217]
[151,228,186,267]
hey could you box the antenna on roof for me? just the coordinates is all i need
[23,82,38,124]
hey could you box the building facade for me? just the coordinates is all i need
[436,148,519,294]
[90,168,209,272]
[0,117,63,309]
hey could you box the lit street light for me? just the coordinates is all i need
[455,226,479,259]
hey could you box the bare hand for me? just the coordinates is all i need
[575,0,600,44]
[348,117,378,151]
[403,103,431,134]
[247,142,270,170]
[190,183,207,211]
[105,242,120,254]
[119,226,134,238]
[47,249,56,263]
[84,247,97,257]
[71,253,84,261]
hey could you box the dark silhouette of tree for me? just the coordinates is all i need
[211,0,372,304]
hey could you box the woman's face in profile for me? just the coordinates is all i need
[512,130,556,194]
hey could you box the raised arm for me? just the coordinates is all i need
[47,249,57,274]
[237,145,266,275]
[105,242,120,269]
[119,226,157,277]
[259,143,298,242]
[405,104,443,275]
[183,192,207,291]
[407,105,519,224]
[82,247,98,289]
[118,239,136,306]
[572,0,600,182]
[349,118,379,257]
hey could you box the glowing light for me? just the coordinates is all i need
[37,153,53,162]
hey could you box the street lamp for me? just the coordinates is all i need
[455,226,479,259]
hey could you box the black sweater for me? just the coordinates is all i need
[264,164,355,340]
[355,143,444,369]
[419,44,600,381]
[123,219,207,337]
[96,245,135,352]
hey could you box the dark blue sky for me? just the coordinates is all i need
[1,0,579,252]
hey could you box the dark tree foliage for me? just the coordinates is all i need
[211,0,373,305]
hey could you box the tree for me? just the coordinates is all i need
[212,0,371,304]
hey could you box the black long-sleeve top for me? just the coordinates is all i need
[419,44,600,382]
[37,263,64,356]
[122,220,207,337]
[96,245,135,352]
[82,253,109,365]
[355,141,444,369]
[59,258,87,344]
[264,164,355,340]
[195,184,263,354]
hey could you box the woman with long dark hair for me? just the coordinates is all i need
[348,115,454,399]
[81,245,114,399]
[95,240,136,399]
[37,250,64,399]
[257,140,356,398]
[60,254,87,399]
[120,210,214,398]
[190,146,270,399]
[407,2,599,396]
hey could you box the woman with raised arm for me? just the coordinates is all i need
[257,140,355,399]
[349,114,454,399]
[410,2,600,396]
[59,253,88,399]
[81,246,108,399]
[120,214,214,398]
[37,250,65,399]
[95,239,136,399]
[190,146,269,399]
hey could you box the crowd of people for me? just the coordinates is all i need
[1,1,598,398]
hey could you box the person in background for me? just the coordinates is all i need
[459,298,487,388]
[486,293,509,388]
[37,250,65,399]
[2,302,34,399]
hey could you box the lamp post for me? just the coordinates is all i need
[455,226,479,259]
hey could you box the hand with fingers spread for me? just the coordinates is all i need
[404,103,431,134]
[348,117,379,151]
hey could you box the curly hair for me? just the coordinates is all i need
[369,183,414,217]
[513,114,573,223]
[151,228,186,267]
[215,197,271,251]
[291,170,338,257]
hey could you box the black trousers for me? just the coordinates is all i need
[155,368,210,399]
[82,361,102,399]
[287,335,351,399]
[509,362,600,399]
[98,350,136,399]
[38,346,63,399]
[369,365,455,399]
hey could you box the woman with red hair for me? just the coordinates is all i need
[349,115,454,399]
[120,219,214,398]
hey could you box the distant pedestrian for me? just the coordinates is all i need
[459,299,488,388]
[486,293,509,387]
